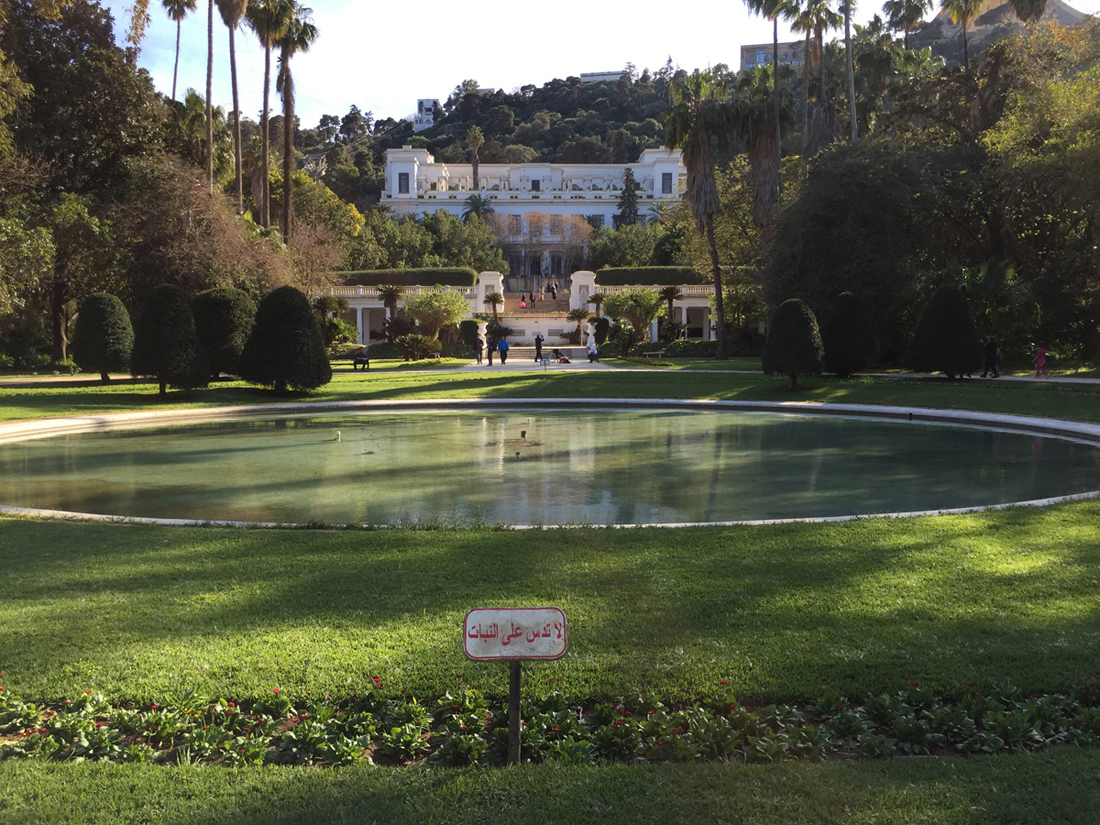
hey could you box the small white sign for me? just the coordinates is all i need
[463,607,568,661]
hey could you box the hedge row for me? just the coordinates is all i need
[341,268,479,287]
[595,267,709,286]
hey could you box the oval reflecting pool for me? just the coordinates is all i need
[1,408,1098,525]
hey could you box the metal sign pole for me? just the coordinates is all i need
[508,660,522,765]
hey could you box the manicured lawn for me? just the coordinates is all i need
[4,368,1100,425]
[4,751,1100,824]
[3,368,1100,823]
[2,503,1098,703]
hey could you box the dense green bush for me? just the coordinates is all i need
[459,320,480,346]
[592,316,610,345]
[906,286,982,379]
[71,293,133,381]
[595,267,707,286]
[822,292,877,377]
[191,288,256,379]
[130,284,209,396]
[762,299,824,391]
[238,286,332,393]
[341,268,478,287]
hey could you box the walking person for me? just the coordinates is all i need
[487,337,495,366]
[1035,344,1050,378]
[982,339,998,378]
[534,333,544,362]
[497,335,510,364]
[549,282,556,300]
[474,336,484,365]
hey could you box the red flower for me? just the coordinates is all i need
[84,690,92,694]
[228,702,235,708]
[720,680,727,685]
[273,689,280,695]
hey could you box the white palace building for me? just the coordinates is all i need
[332,147,716,348]
[381,145,686,227]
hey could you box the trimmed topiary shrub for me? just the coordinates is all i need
[71,293,133,382]
[341,268,478,287]
[822,292,877,377]
[131,284,209,396]
[238,286,332,393]
[191,288,256,379]
[459,320,480,347]
[762,299,824,391]
[906,286,982,379]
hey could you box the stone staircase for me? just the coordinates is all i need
[501,291,571,314]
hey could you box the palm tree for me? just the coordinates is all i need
[732,65,799,228]
[462,193,494,223]
[942,0,988,71]
[1007,0,1046,22]
[467,126,484,191]
[215,0,249,213]
[883,0,932,49]
[790,0,842,170]
[162,0,197,102]
[744,0,794,194]
[483,291,504,321]
[376,284,405,320]
[276,1,318,240]
[205,0,214,194]
[245,0,290,228]
[665,71,734,360]
[658,286,683,320]
[842,0,858,142]
[587,291,606,318]
[567,308,591,344]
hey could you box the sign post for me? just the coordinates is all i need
[463,606,568,765]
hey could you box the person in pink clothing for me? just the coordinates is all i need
[1035,345,1050,378]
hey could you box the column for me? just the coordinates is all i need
[357,307,365,344]
[649,320,659,343]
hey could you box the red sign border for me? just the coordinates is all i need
[463,606,568,661]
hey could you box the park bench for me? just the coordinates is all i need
[643,351,665,358]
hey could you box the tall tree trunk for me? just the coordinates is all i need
[206,0,214,195]
[51,279,68,362]
[261,45,271,227]
[772,17,782,197]
[963,21,970,70]
[229,26,243,213]
[172,20,181,101]
[845,0,857,143]
[704,216,728,360]
[472,150,479,190]
[282,57,293,239]
[802,28,811,177]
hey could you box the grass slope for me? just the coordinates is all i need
[2,503,1098,703]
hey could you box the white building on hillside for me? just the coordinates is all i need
[382,146,685,228]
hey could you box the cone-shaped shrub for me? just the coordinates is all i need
[238,286,331,393]
[762,298,824,391]
[822,292,877,377]
[906,286,982,379]
[131,284,209,396]
[192,288,256,378]
[71,293,133,382]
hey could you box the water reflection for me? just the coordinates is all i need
[0,410,1098,525]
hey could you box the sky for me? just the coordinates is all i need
[102,0,1100,130]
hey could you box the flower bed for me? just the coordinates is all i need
[2,673,1099,768]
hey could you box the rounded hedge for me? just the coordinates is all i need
[192,288,256,379]
[906,286,982,379]
[71,293,133,382]
[762,298,824,391]
[822,291,877,377]
[131,284,209,395]
[238,286,331,393]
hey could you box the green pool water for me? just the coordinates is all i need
[1,409,1098,525]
